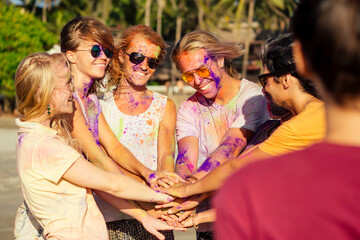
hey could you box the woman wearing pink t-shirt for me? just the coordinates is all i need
[14,53,173,240]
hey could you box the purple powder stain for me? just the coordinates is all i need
[18,134,24,146]
[149,172,156,179]
[198,157,220,172]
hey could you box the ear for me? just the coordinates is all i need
[280,74,291,89]
[66,51,77,64]
[292,40,312,78]
[216,57,225,69]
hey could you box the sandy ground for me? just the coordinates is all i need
[0,90,197,240]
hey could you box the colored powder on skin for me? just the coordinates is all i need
[198,157,220,172]
[149,172,156,179]
[153,46,161,59]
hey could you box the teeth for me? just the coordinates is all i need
[201,83,211,91]
[68,97,73,102]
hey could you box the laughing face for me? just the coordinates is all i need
[178,49,222,100]
[122,36,160,88]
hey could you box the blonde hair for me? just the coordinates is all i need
[15,52,80,151]
[171,30,243,79]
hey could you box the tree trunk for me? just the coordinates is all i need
[102,0,112,23]
[156,0,164,36]
[170,0,183,95]
[145,0,152,26]
[241,0,254,77]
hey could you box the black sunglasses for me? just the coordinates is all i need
[258,70,296,88]
[126,52,159,69]
[77,45,113,59]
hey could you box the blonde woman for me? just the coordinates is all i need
[14,52,174,239]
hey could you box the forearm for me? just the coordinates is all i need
[158,154,175,172]
[194,209,216,226]
[196,139,247,176]
[94,190,148,221]
[106,172,168,203]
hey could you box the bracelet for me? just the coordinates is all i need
[192,211,199,230]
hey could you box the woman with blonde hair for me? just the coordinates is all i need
[14,52,173,240]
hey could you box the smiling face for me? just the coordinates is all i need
[69,40,111,85]
[121,36,160,88]
[178,49,222,100]
[51,62,74,115]
[262,66,286,110]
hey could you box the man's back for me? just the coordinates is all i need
[215,142,360,240]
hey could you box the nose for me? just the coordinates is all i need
[193,73,203,86]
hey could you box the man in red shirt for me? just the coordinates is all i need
[215,0,360,239]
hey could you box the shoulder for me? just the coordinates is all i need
[178,93,201,113]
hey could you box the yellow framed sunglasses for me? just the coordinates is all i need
[181,66,211,83]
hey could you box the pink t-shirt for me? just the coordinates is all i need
[215,142,360,239]
[16,119,108,240]
[176,79,269,168]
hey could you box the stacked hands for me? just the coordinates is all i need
[146,171,204,229]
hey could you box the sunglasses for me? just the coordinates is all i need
[182,66,211,83]
[257,70,296,88]
[126,52,159,69]
[77,45,113,59]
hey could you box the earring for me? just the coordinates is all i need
[47,105,51,115]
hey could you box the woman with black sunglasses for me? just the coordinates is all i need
[14,17,184,240]
[99,25,180,239]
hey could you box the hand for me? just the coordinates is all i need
[152,192,174,205]
[147,171,185,190]
[159,182,190,198]
[180,213,195,228]
[140,215,186,240]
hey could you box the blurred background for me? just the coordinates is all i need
[0,0,299,114]
[0,0,298,239]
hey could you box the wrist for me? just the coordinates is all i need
[192,212,200,229]
[142,168,153,182]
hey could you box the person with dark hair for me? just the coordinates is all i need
[215,0,360,239]
[160,33,326,210]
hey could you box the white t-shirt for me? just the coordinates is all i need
[176,78,269,168]
[97,91,167,222]
[16,119,108,240]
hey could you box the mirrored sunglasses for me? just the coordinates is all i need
[77,45,113,59]
[182,66,211,83]
[126,52,159,69]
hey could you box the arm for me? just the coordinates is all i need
[175,137,199,179]
[157,99,176,172]
[163,147,272,198]
[63,155,171,204]
[193,127,254,179]
[181,209,216,228]
[71,100,118,172]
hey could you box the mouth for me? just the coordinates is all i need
[68,96,73,102]
[200,82,211,91]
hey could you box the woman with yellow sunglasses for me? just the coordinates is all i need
[168,30,269,239]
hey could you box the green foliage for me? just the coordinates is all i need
[0,3,57,97]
